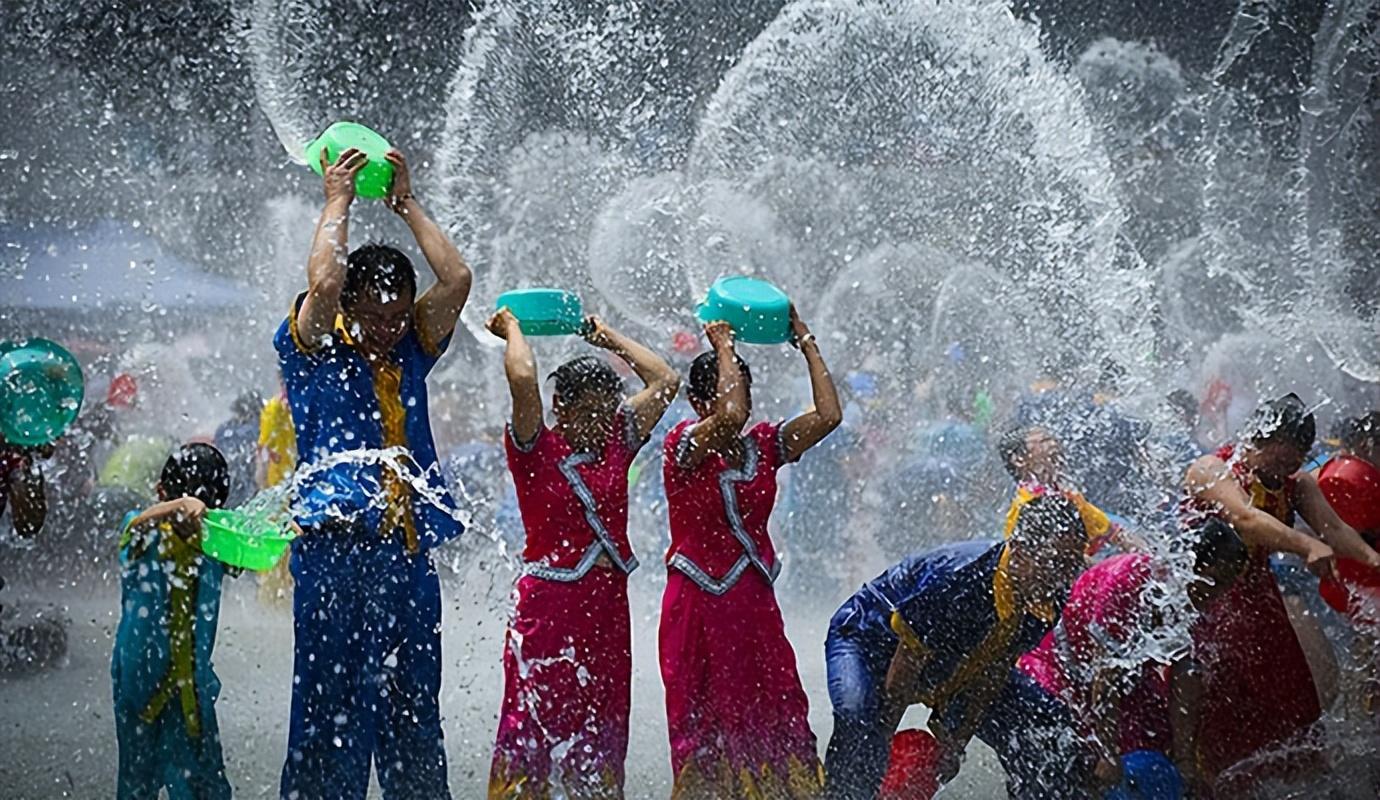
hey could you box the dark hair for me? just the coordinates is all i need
[1011,493,1086,547]
[231,390,263,421]
[549,356,623,406]
[1242,393,1315,452]
[160,443,230,509]
[997,425,1030,481]
[341,244,417,310]
[1342,412,1380,452]
[1187,516,1248,578]
[1167,389,1197,422]
[687,350,752,405]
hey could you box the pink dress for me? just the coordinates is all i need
[489,409,643,800]
[659,420,823,799]
[1019,554,1172,755]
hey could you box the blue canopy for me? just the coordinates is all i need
[1,220,251,311]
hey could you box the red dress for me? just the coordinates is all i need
[1181,445,1321,782]
[489,409,643,799]
[659,420,823,798]
[1019,554,1173,755]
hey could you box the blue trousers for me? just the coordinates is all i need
[114,700,230,800]
[823,603,1091,800]
[279,529,450,800]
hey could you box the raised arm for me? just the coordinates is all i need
[488,309,543,446]
[1294,472,1380,570]
[583,316,680,442]
[297,149,368,346]
[387,150,472,351]
[679,322,750,471]
[779,306,842,463]
[1185,455,1338,581]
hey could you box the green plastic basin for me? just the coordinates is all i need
[304,121,395,199]
[201,509,295,571]
[0,338,84,447]
[696,276,792,345]
[496,289,586,336]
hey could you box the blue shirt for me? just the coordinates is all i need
[111,512,226,728]
[843,539,1062,736]
[274,295,463,551]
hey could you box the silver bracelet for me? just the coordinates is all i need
[797,333,817,349]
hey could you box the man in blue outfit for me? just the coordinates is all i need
[823,494,1091,800]
[275,145,472,800]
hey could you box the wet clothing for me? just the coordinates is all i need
[1019,555,1175,756]
[1004,481,1112,555]
[824,540,1087,800]
[215,416,259,507]
[280,525,449,800]
[489,411,643,798]
[274,293,461,553]
[258,394,297,488]
[112,512,230,800]
[1179,445,1321,779]
[274,297,460,800]
[660,420,823,798]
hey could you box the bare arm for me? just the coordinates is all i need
[679,322,750,471]
[1170,657,1210,795]
[488,309,543,446]
[1294,472,1380,569]
[1185,455,1337,580]
[296,149,368,346]
[779,306,842,463]
[7,457,46,538]
[127,497,208,550]
[584,316,680,442]
[387,150,472,351]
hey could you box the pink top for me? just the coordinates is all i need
[1020,554,1157,700]
[505,406,644,581]
[662,420,786,595]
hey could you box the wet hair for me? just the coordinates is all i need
[1167,389,1198,423]
[341,243,417,310]
[1010,493,1086,548]
[1186,516,1248,578]
[549,356,623,406]
[1242,393,1316,452]
[160,443,230,509]
[231,390,263,421]
[997,425,1030,481]
[1341,412,1380,452]
[687,350,753,406]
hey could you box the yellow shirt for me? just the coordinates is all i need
[1003,483,1112,553]
[258,396,297,488]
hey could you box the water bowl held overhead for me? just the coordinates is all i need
[697,276,792,345]
[496,289,586,337]
[304,121,395,199]
[0,338,84,447]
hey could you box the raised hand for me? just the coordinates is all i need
[788,303,812,349]
[704,320,735,353]
[385,149,414,214]
[582,315,617,349]
[487,307,521,340]
[322,147,367,205]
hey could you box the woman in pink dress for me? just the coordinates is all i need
[487,308,680,799]
[660,310,841,798]
[1180,394,1379,794]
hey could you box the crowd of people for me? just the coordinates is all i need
[2,147,1378,800]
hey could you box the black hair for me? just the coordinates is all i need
[1167,389,1198,423]
[1186,516,1248,578]
[341,243,417,310]
[687,350,752,406]
[1342,412,1380,452]
[997,425,1030,481]
[549,356,623,405]
[160,443,230,509]
[1011,493,1086,547]
[1242,393,1316,452]
[231,390,263,421]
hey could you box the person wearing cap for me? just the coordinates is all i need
[1017,517,1250,796]
[1179,393,1380,791]
[274,146,472,799]
[822,495,1091,800]
[484,308,678,798]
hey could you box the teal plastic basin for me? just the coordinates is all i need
[304,121,395,199]
[696,276,792,345]
[0,338,84,447]
[496,289,585,336]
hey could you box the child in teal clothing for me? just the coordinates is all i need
[112,443,233,800]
